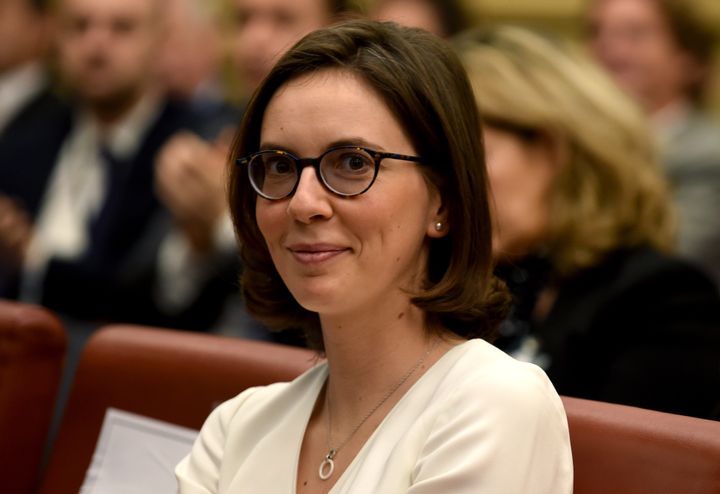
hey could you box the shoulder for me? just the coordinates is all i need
[204,363,326,432]
[604,248,719,305]
[408,340,573,492]
[436,339,566,423]
[565,247,717,304]
[547,247,720,343]
[141,100,200,149]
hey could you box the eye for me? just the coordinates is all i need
[332,151,374,175]
[264,154,295,176]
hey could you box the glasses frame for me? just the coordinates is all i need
[237,145,424,200]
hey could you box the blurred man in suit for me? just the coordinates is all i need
[588,0,720,287]
[0,0,65,289]
[0,0,201,325]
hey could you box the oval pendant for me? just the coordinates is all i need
[319,457,335,480]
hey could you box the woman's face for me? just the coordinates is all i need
[255,69,444,318]
[483,126,557,260]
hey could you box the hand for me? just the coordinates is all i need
[155,132,230,254]
[0,195,33,269]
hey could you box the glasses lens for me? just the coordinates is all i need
[320,148,376,196]
[249,152,297,199]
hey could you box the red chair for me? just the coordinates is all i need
[37,324,316,494]
[0,300,66,494]
[562,396,720,494]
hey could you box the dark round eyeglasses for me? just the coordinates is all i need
[236,146,424,200]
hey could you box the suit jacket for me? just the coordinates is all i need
[496,247,720,420]
[38,101,204,326]
[0,87,72,218]
[0,87,71,297]
[1,96,232,329]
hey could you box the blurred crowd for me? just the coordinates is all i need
[1,0,719,418]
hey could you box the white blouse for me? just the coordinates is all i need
[176,339,573,493]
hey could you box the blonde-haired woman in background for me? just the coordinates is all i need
[456,26,720,420]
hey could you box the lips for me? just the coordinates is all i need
[286,243,350,265]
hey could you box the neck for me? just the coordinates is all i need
[87,85,159,128]
[646,93,691,120]
[319,297,445,424]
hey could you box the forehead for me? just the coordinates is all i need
[591,0,664,24]
[260,69,411,151]
[60,0,156,21]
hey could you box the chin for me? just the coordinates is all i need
[286,279,349,315]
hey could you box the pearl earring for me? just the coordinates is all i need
[434,222,443,232]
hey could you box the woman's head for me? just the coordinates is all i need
[229,19,509,349]
[455,25,675,277]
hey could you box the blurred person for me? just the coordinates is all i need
[0,0,67,295]
[230,0,356,97]
[456,25,720,419]
[0,0,53,135]
[0,0,204,326]
[151,0,357,338]
[156,0,240,139]
[588,0,720,286]
[176,20,573,492]
[370,0,469,38]
[156,0,224,105]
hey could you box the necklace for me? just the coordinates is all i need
[318,340,438,481]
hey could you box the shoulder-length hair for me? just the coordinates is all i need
[455,25,675,278]
[229,19,509,350]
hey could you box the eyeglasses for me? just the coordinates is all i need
[237,146,424,200]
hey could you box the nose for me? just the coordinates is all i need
[286,166,333,223]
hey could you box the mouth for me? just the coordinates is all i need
[287,244,350,265]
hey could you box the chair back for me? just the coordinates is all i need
[0,300,66,494]
[38,324,316,494]
[562,396,720,494]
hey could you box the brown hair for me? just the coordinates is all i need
[456,26,675,278]
[229,19,509,349]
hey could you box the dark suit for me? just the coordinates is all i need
[0,96,231,329]
[0,87,71,297]
[496,247,720,420]
[38,102,190,320]
[0,87,71,218]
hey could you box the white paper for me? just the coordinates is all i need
[80,408,199,494]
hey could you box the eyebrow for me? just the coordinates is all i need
[258,137,387,155]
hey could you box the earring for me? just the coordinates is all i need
[434,222,443,232]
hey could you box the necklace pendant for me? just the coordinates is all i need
[318,449,336,481]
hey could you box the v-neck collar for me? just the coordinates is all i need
[289,342,469,493]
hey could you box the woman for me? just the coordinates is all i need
[176,20,573,493]
[455,26,720,419]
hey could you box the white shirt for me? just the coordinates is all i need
[176,339,573,493]
[0,62,46,134]
[155,213,237,313]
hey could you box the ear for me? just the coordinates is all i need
[426,187,449,239]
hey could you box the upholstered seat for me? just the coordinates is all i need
[0,300,66,494]
[562,396,720,494]
[37,324,316,494]
[36,324,720,493]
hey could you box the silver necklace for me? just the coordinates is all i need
[318,340,438,481]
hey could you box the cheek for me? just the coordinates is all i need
[254,200,278,243]
[488,150,551,224]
